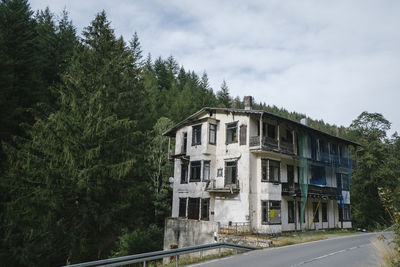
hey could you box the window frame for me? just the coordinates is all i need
[240,124,247,145]
[298,201,306,223]
[262,200,281,225]
[181,162,188,184]
[178,197,187,217]
[261,159,281,183]
[342,204,351,221]
[201,198,210,221]
[192,124,202,146]
[224,160,237,185]
[226,121,238,144]
[188,197,200,220]
[209,123,217,145]
[288,200,295,223]
[322,202,328,222]
[183,132,187,154]
[190,161,201,182]
[203,160,210,181]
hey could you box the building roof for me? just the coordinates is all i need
[163,107,360,146]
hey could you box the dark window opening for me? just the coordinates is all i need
[287,165,294,184]
[240,125,247,145]
[310,165,326,186]
[286,130,293,144]
[209,124,217,145]
[322,203,328,222]
[203,161,210,181]
[313,202,319,222]
[192,125,202,146]
[226,122,238,143]
[288,200,295,223]
[190,161,201,182]
[183,132,187,154]
[298,201,306,223]
[188,198,200,220]
[179,198,187,217]
[267,124,276,139]
[181,163,188,184]
[225,161,237,185]
[201,198,210,221]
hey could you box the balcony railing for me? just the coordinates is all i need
[281,183,339,199]
[168,150,190,161]
[249,136,295,155]
[205,178,240,193]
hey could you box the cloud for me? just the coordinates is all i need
[29,0,400,134]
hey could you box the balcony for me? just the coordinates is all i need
[282,183,339,200]
[249,136,295,155]
[168,150,190,161]
[205,178,240,193]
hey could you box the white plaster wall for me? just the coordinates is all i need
[169,110,353,234]
[212,112,251,224]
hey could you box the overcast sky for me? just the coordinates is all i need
[30,0,400,135]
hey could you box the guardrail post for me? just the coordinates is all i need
[143,260,146,267]
[175,254,178,267]
[219,248,221,257]
[200,250,203,259]
[235,249,238,255]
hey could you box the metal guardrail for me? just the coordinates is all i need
[62,242,256,267]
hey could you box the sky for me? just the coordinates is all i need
[30,0,400,135]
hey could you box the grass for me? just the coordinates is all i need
[247,228,358,247]
[161,250,240,267]
[372,236,400,267]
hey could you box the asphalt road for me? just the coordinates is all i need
[190,232,393,267]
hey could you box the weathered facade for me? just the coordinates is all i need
[163,97,356,236]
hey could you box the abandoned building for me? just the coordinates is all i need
[163,96,356,242]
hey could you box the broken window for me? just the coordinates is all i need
[225,161,237,185]
[192,125,202,146]
[287,165,294,184]
[209,124,217,145]
[188,198,200,220]
[313,202,319,222]
[261,159,280,182]
[322,202,328,222]
[240,125,247,145]
[183,132,187,154]
[181,163,188,184]
[179,198,187,217]
[201,198,210,221]
[226,122,238,143]
[262,200,281,224]
[288,200,295,223]
[203,161,210,181]
[190,161,201,182]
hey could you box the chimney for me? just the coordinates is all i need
[300,118,308,126]
[244,96,253,110]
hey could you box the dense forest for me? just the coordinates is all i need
[0,0,399,266]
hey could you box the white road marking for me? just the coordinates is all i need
[291,243,371,266]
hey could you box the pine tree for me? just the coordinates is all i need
[216,80,232,108]
[1,11,150,265]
